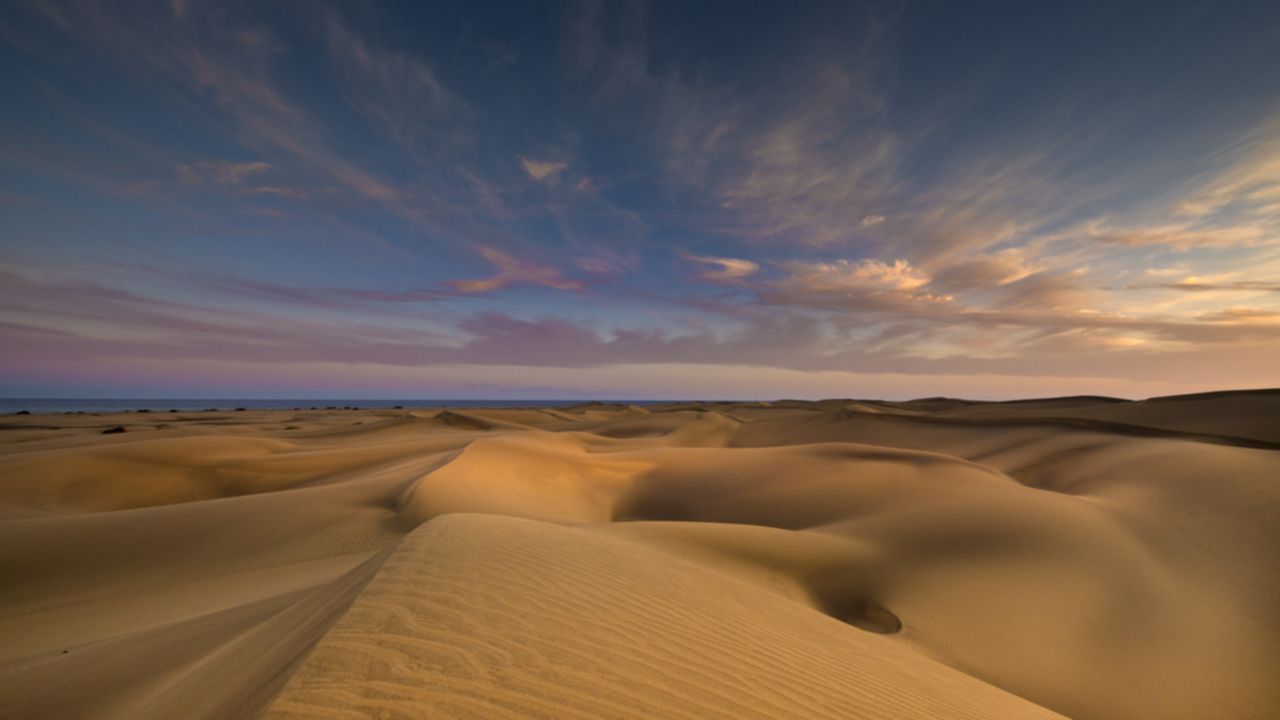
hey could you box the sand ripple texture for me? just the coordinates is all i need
[1,391,1278,719]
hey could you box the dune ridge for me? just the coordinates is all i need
[1,392,1277,719]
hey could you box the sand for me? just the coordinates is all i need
[0,391,1277,719]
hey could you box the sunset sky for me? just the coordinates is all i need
[2,1,1278,399]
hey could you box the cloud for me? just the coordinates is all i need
[176,160,271,185]
[8,2,1280,396]
[171,162,321,203]
[879,155,1081,269]
[326,14,466,163]
[151,266,454,307]
[1155,280,1280,293]
[760,258,954,315]
[575,257,618,274]
[1142,265,1191,278]
[1174,119,1280,220]
[681,70,898,247]
[1087,222,1265,249]
[21,0,655,269]
[778,258,930,292]
[446,247,582,293]
[1195,308,1280,324]
[240,185,316,200]
[921,250,1039,294]
[29,2,466,247]
[3,259,1278,398]
[687,255,759,282]
[574,5,899,249]
[519,156,568,182]
[992,270,1098,311]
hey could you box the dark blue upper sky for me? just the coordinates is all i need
[1,0,1278,398]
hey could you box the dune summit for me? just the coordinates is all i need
[1,391,1278,719]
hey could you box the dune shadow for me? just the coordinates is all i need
[816,594,902,634]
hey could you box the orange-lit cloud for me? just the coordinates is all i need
[1087,222,1264,249]
[447,247,582,293]
[519,157,568,182]
[687,255,760,282]
[779,259,930,292]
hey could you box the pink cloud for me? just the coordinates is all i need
[575,257,618,274]
[446,247,583,293]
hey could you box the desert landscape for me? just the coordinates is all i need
[0,390,1277,719]
[5,1,1280,717]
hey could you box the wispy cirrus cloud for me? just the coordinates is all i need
[446,247,582,293]
[172,160,325,202]
[23,0,466,250]
[687,255,759,283]
[1153,279,1280,293]
[176,160,271,186]
[778,258,931,292]
[926,250,1041,294]
[662,66,898,249]
[991,270,1100,312]
[4,263,1277,379]
[238,185,321,201]
[3,254,1279,401]
[1195,307,1280,323]
[519,157,568,182]
[1175,119,1280,220]
[1087,221,1266,249]
[326,13,466,164]
[758,258,954,315]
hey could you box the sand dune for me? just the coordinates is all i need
[266,514,1061,720]
[1,391,1277,719]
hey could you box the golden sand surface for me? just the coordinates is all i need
[1,391,1278,719]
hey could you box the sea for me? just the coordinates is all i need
[0,398,668,415]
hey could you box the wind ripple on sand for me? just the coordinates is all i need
[263,514,1063,720]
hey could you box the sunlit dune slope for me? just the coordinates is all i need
[265,514,1064,720]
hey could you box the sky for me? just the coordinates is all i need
[1,0,1279,400]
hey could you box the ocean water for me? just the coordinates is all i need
[0,398,664,415]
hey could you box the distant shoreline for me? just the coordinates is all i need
[0,398,674,415]
[4,388,1277,416]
